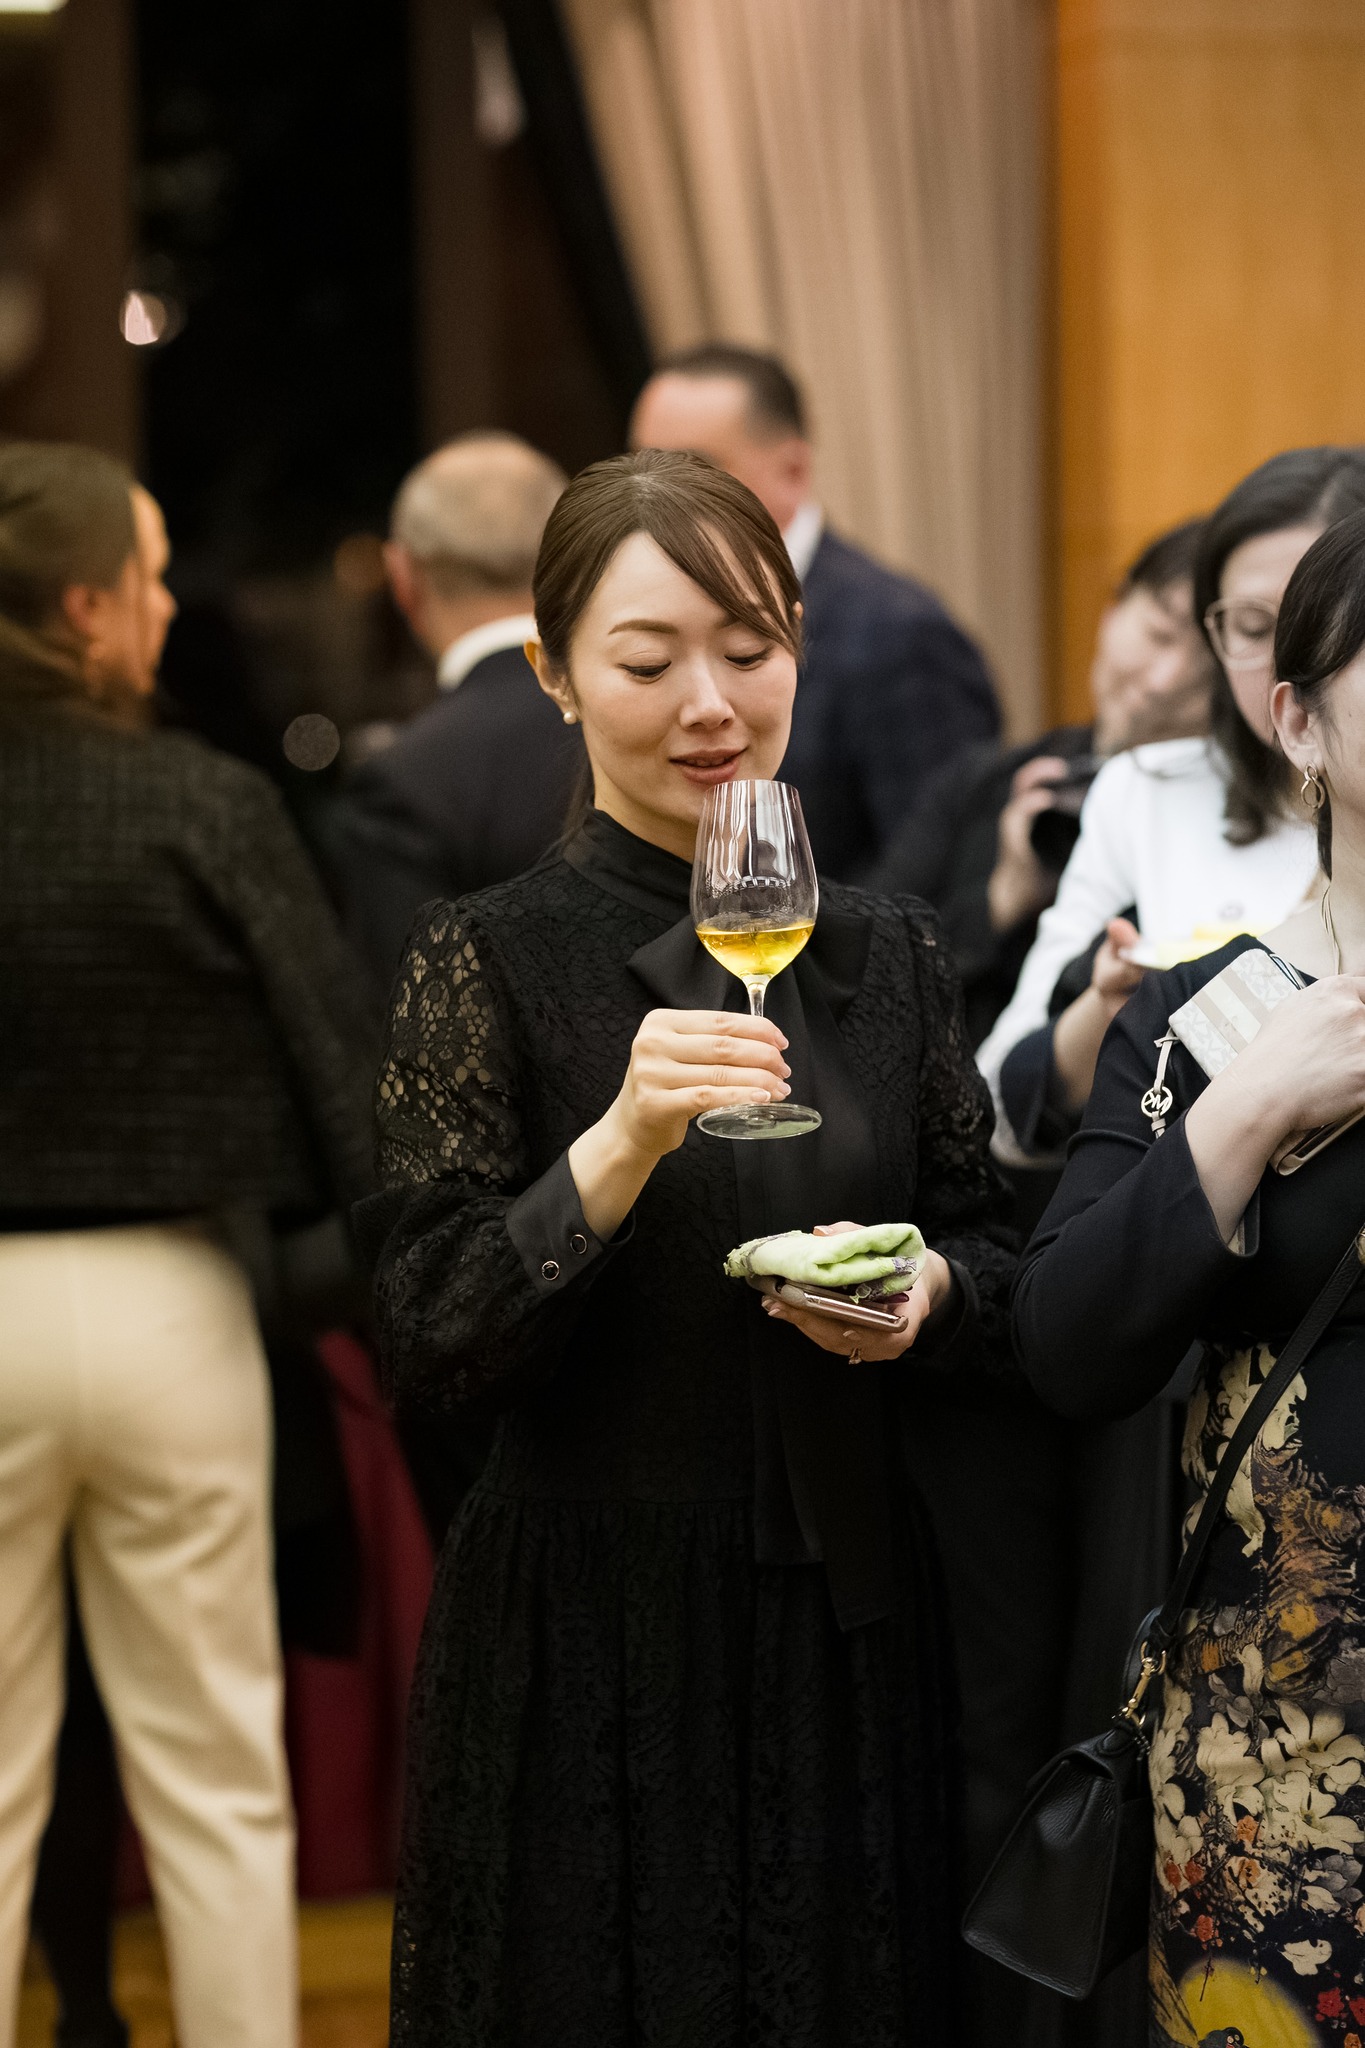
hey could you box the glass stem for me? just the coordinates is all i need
[745,978,768,1018]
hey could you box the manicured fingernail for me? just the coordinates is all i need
[776,1033,789,1048]
[780,1063,791,1077]
[778,1082,790,1096]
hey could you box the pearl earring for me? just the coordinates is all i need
[562,709,577,725]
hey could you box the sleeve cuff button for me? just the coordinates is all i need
[541,1259,560,1281]
[569,1233,588,1255]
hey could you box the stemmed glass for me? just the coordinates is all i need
[690,778,822,1140]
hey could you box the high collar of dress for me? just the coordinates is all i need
[562,807,695,921]
[563,805,871,1029]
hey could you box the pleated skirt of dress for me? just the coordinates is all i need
[390,1490,956,2048]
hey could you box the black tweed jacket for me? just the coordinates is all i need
[0,702,376,1222]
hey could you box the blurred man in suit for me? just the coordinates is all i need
[327,433,578,994]
[630,343,1000,879]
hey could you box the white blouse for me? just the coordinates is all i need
[977,737,1320,1165]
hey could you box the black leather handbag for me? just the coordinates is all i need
[962,1219,1365,2001]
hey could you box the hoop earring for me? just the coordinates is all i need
[1302,764,1326,814]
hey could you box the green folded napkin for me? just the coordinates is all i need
[724,1223,926,1301]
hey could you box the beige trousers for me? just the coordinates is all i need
[0,1223,298,2048]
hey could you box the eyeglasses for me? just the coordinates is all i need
[1203,597,1278,670]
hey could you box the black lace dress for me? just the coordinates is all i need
[362,810,1017,2048]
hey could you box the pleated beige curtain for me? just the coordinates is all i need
[559,0,1048,734]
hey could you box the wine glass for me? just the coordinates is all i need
[690,778,822,1140]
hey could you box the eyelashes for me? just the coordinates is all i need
[619,649,772,681]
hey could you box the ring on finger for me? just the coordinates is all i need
[841,1326,863,1366]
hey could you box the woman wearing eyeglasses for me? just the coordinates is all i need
[1015,502,1365,2048]
[978,447,1365,1171]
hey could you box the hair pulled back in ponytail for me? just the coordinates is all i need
[1273,506,1365,879]
[0,441,137,714]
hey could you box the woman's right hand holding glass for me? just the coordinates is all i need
[610,1009,791,1157]
[568,1011,790,1240]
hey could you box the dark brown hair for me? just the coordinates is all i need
[649,343,807,441]
[1193,446,1365,844]
[1117,517,1205,601]
[1274,506,1365,877]
[0,440,138,715]
[533,448,802,676]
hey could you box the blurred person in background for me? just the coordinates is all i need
[1014,503,1365,2048]
[0,443,375,2048]
[630,343,1001,880]
[22,476,181,2048]
[871,519,1213,1048]
[967,448,1365,2048]
[325,433,578,996]
[847,518,1212,2042]
[977,445,1365,1173]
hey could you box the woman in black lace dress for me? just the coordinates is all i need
[362,450,1016,2046]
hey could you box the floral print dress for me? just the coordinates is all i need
[1011,937,1365,2048]
[1150,1340,1365,2047]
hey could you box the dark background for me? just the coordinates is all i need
[0,0,650,749]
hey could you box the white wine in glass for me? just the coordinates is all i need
[691,778,822,1140]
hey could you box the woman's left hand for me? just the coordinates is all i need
[760,1220,955,1362]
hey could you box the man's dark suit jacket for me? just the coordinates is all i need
[780,528,1001,881]
[869,724,1094,1049]
[325,643,584,996]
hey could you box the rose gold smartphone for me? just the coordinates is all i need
[751,1276,910,1332]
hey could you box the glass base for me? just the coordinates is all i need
[697,1101,823,1141]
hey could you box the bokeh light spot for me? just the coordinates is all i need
[282,714,341,772]
[120,291,168,346]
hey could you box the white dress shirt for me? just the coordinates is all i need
[783,502,824,583]
[976,736,1320,1164]
[437,613,539,692]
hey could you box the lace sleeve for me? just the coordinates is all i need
[376,904,522,1189]
[904,903,1020,1377]
[368,903,623,1417]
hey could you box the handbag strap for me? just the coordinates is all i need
[1140,1218,1365,1666]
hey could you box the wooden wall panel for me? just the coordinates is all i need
[1053,0,1365,722]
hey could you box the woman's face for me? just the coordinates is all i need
[1216,523,1325,740]
[60,488,177,700]
[1090,577,1213,754]
[533,530,797,859]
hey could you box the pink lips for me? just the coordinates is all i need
[671,750,744,787]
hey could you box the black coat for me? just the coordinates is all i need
[325,643,585,995]
[780,529,1001,882]
[0,703,375,1222]
[869,725,1094,1048]
[0,699,379,1648]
